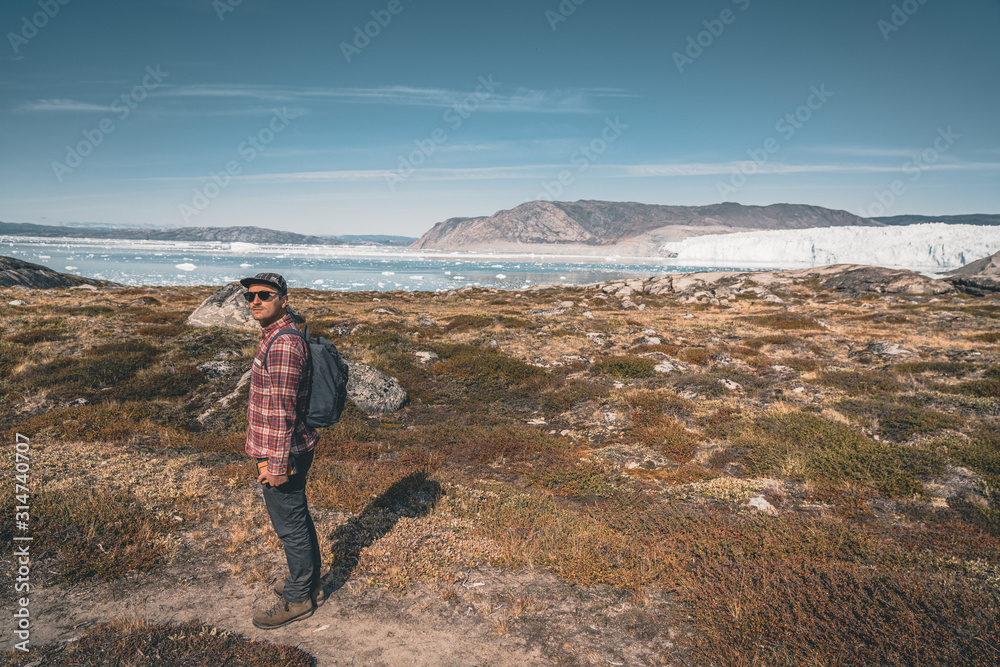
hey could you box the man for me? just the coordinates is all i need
[241,272,323,629]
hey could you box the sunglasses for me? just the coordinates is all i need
[243,290,283,303]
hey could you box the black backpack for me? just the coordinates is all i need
[264,325,349,427]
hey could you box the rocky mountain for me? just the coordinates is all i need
[411,200,882,253]
[0,222,342,246]
[942,249,1000,294]
[0,256,116,289]
[874,214,1000,226]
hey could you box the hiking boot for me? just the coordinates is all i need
[251,598,315,629]
[273,579,326,607]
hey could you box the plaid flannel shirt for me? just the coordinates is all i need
[245,313,319,475]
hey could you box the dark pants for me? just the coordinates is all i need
[259,450,321,604]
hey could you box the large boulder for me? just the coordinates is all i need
[187,281,257,330]
[0,255,112,289]
[820,265,953,295]
[346,361,409,414]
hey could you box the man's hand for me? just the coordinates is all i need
[258,470,290,487]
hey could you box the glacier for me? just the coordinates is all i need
[659,223,1000,273]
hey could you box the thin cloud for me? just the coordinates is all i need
[137,159,1000,186]
[15,98,117,113]
[801,145,927,159]
[157,83,631,113]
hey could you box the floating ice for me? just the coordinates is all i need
[65,266,78,271]
[495,274,507,279]
[240,263,253,268]
[410,275,424,280]
[382,271,395,275]
[313,279,324,284]
[175,263,197,271]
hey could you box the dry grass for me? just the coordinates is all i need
[5,281,1000,665]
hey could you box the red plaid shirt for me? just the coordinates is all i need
[245,313,319,475]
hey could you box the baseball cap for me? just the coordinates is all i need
[239,272,288,294]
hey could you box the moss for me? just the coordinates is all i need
[746,312,824,330]
[734,411,940,496]
[835,398,962,442]
[592,356,657,379]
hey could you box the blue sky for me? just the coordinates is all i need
[1,0,998,236]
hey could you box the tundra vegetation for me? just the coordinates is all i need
[2,276,999,666]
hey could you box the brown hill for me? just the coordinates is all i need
[411,200,881,251]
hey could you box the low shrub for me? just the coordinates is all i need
[108,365,208,401]
[0,487,176,583]
[684,559,1000,667]
[5,620,314,666]
[816,369,903,396]
[16,403,162,442]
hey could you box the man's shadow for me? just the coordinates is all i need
[319,471,441,596]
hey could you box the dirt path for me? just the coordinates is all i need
[3,554,682,665]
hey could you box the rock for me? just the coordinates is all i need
[197,360,239,378]
[561,354,591,364]
[653,361,677,373]
[924,465,989,509]
[861,341,910,356]
[822,265,953,295]
[186,282,257,331]
[945,275,1000,295]
[762,294,784,303]
[640,336,661,345]
[67,398,89,407]
[71,284,99,291]
[414,351,439,364]
[346,361,409,414]
[0,255,113,289]
[582,310,594,319]
[8,300,26,306]
[749,495,778,514]
[371,307,398,315]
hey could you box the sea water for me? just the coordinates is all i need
[1,236,758,292]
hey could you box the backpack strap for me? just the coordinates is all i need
[262,327,312,421]
[262,327,307,370]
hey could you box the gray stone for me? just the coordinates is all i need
[187,281,257,331]
[346,360,409,414]
[197,360,239,378]
[414,351,439,364]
